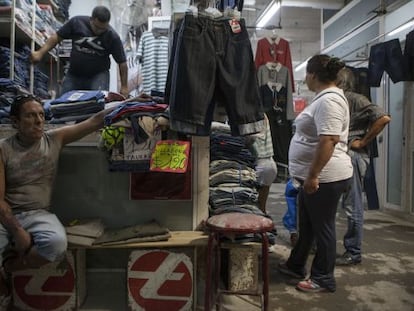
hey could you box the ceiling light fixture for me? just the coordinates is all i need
[256,0,281,28]
[294,57,310,72]
[386,20,414,37]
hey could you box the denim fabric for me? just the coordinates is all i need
[209,159,254,175]
[0,210,67,263]
[404,30,414,81]
[283,178,299,233]
[209,186,259,208]
[169,14,264,136]
[209,169,258,188]
[210,133,256,168]
[368,39,407,87]
[286,178,351,292]
[341,151,369,261]
[61,70,110,96]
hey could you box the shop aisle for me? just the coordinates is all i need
[221,182,414,311]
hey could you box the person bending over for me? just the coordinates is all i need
[31,5,129,98]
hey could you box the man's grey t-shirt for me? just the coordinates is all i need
[288,87,353,183]
[0,132,62,213]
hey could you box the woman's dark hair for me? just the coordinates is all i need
[306,54,345,83]
[10,94,41,118]
[92,6,111,23]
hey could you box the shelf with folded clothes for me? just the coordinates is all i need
[0,7,58,58]
[36,0,67,23]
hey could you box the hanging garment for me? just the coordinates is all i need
[368,39,408,87]
[257,63,294,120]
[137,30,169,94]
[167,14,264,136]
[254,37,294,92]
[404,30,414,81]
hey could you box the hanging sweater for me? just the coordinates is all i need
[255,37,295,92]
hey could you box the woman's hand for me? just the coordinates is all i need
[304,176,319,194]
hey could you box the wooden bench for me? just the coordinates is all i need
[11,231,209,311]
[68,230,209,249]
[68,230,209,310]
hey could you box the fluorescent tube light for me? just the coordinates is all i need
[387,20,414,37]
[256,0,281,28]
[295,57,310,72]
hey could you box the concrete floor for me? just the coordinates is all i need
[77,182,414,311]
[219,182,414,311]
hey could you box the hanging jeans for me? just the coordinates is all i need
[368,39,407,87]
[404,30,414,81]
[168,14,264,136]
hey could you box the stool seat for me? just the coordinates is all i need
[206,212,274,233]
[204,212,274,311]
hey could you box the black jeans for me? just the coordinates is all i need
[168,14,264,136]
[368,39,407,87]
[286,178,351,292]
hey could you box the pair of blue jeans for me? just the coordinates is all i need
[60,70,110,96]
[168,14,264,136]
[341,151,369,261]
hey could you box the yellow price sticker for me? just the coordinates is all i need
[150,140,190,173]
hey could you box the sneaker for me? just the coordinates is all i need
[278,262,305,279]
[296,279,330,293]
[335,252,361,266]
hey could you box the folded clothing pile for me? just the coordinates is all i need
[93,220,170,246]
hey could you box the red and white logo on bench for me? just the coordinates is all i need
[12,252,76,311]
[128,250,193,311]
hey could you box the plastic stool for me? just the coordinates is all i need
[204,212,274,311]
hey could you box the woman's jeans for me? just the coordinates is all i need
[287,178,351,292]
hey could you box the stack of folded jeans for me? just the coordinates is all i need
[209,131,276,244]
[48,90,105,123]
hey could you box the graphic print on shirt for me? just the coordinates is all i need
[74,37,106,56]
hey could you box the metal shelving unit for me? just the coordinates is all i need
[1,0,59,93]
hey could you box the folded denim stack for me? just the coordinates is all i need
[48,90,106,123]
[209,130,276,244]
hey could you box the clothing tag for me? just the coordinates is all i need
[229,19,241,33]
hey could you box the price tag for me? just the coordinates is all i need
[150,140,190,173]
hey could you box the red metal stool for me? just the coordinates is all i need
[204,212,274,311]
